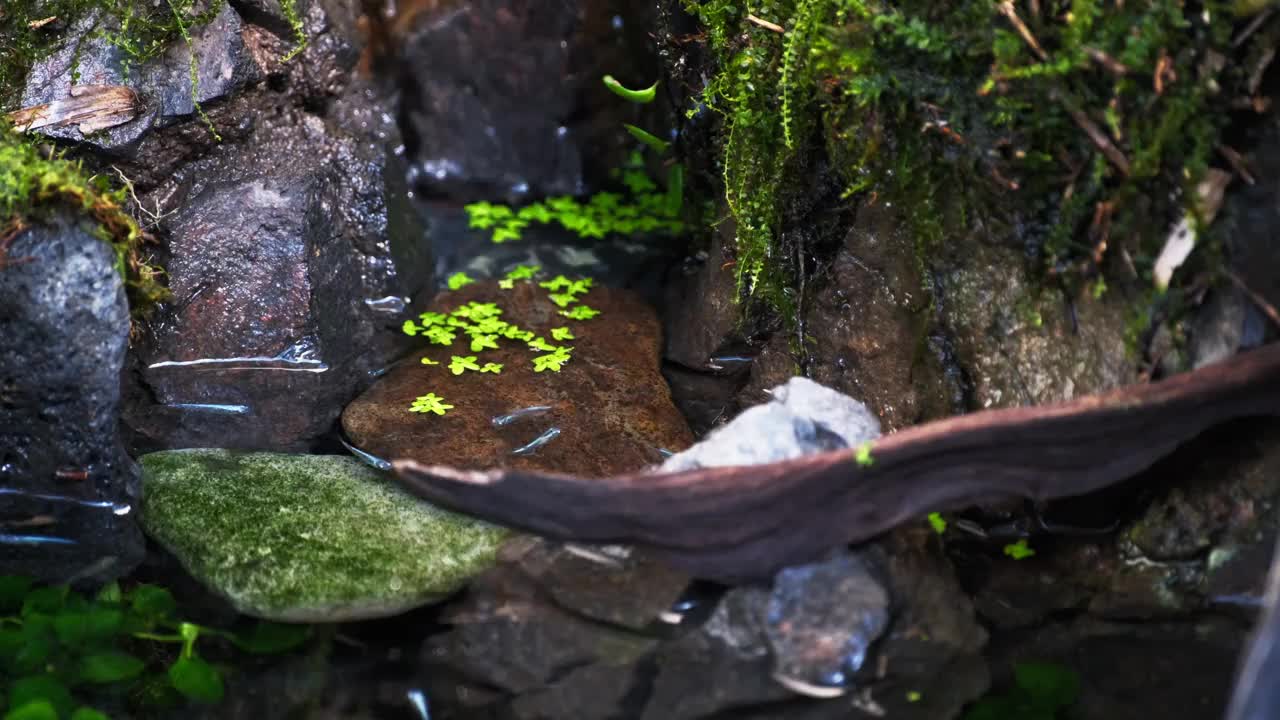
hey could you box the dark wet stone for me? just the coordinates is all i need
[508,662,640,720]
[20,3,264,151]
[964,420,1280,626]
[423,586,655,696]
[394,0,585,203]
[342,280,693,475]
[804,203,953,430]
[662,232,744,371]
[987,615,1243,720]
[1222,113,1280,320]
[763,550,891,695]
[501,536,692,631]
[0,215,143,584]
[641,589,790,720]
[124,96,428,452]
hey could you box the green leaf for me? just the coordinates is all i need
[622,124,670,153]
[79,650,145,683]
[8,629,52,675]
[21,587,67,617]
[70,707,110,720]
[1014,662,1080,710]
[602,75,658,103]
[2,701,58,720]
[231,621,311,655]
[128,585,177,623]
[168,656,224,704]
[0,576,33,613]
[94,583,122,605]
[8,676,73,718]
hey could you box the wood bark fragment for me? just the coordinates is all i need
[394,342,1280,584]
[6,85,140,136]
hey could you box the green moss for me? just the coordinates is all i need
[682,0,1259,320]
[0,121,167,310]
[139,450,507,621]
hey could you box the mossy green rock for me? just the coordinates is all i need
[139,449,507,622]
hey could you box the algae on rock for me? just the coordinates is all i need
[140,449,507,622]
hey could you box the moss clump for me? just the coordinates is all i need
[682,0,1265,319]
[0,120,166,309]
[139,450,508,622]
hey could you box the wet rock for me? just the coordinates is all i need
[139,449,504,621]
[986,615,1244,720]
[500,536,692,631]
[124,97,427,452]
[804,202,954,430]
[342,279,693,475]
[20,3,263,151]
[422,567,656,697]
[764,550,891,696]
[660,376,880,472]
[0,215,143,585]
[1222,113,1280,319]
[967,420,1280,626]
[934,239,1138,409]
[662,233,744,371]
[1128,420,1280,605]
[394,0,585,203]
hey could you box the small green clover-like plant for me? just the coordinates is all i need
[424,326,456,346]
[453,302,501,320]
[927,512,947,535]
[410,393,454,415]
[420,357,439,366]
[505,265,540,281]
[502,325,535,341]
[560,305,601,321]
[1003,539,1036,560]
[539,276,574,292]
[527,337,558,353]
[418,312,447,327]
[962,661,1079,720]
[550,327,575,341]
[533,348,573,373]
[854,442,875,467]
[480,363,503,374]
[0,576,310,720]
[548,292,576,308]
[470,335,499,352]
[401,320,420,337]
[464,153,683,244]
[464,202,515,230]
[448,356,481,375]
[446,272,475,291]
[567,278,594,295]
[498,278,515,290]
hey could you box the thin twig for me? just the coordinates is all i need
[1084,47,1129,75]
[1059,97,1131,176]
[1225,268,1280,330]
[1217,145,1256,185]
[997,2,1047,61]
[746,14,784,33]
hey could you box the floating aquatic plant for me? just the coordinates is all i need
[402,274,596,411]
[410,393,453,415]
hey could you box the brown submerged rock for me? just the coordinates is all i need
[343,279,693,475]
